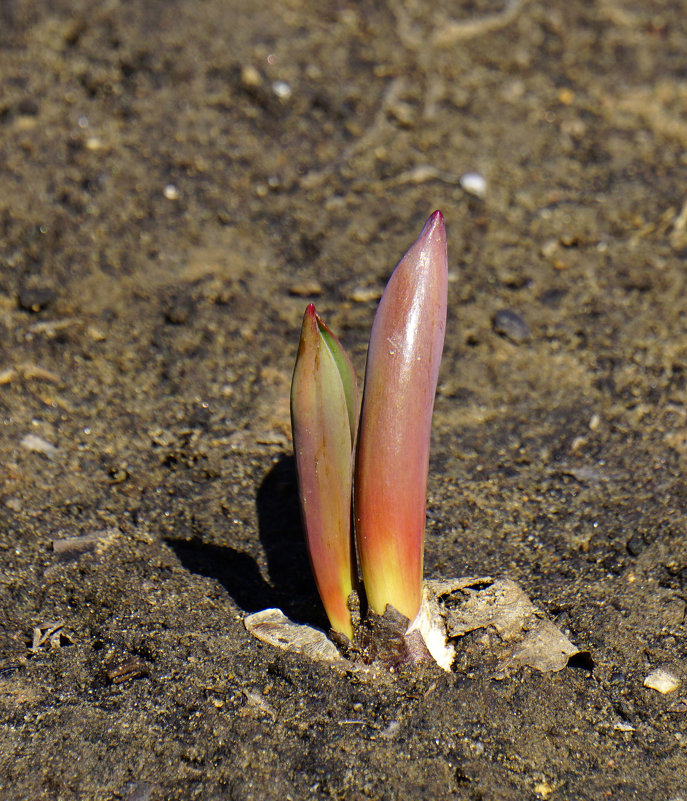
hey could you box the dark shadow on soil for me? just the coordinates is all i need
[255,455,328,628]
[166,455,328,627]
[165,538,277,614]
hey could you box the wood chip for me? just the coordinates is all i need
[106,658,149,684]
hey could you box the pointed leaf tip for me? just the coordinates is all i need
[419,209,446,247]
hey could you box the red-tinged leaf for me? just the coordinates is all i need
[291,304,358,638]
[354,211,448,622]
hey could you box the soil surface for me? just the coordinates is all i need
[1,1,687,799]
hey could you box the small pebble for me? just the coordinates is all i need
[163,294,194,324]
[669,699,687,714]
[541,239,559,258]
[272,80,292,100]
[163,184,179,200]
[538,287,567,307]
[288,280,323,297]
[460,171,487,198]
[626,533,644,557]
[492,308,530,343]
[350,286,382,303]
[241,65,261,88]
[18,286,55,312]
[644,667,681,694]
[534,780,553,799]
[20,433,58,458]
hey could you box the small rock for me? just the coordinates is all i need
[0,368,18,385]
[492,308,530,343]
[20,433,58,458]
[538,286,567,307]
[241,65,261,88]
[540,238,559,258]
[644,667,681,694]
[350,286,382,303]
[534,780,553,799]
[163,293,194,324]
[288,280,323,297]
[18,286,55,312]
[460,171,487,198]
[626,533,644,557]
[163,184,179,200]
[272,80,292,100]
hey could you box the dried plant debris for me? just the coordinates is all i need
[31,620,74,651]
[244,576,591,677]
[51,528,118,561]
[333,602,435,670]
[244,608,346,664]
[427,577,593,678]
[105,658,150,685]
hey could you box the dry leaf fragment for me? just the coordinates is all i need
[52,529,117,560]
[244,577,591,678]
[106,658,149,684]
[31,620,73,651]
[244,608,345,663]
[427,577,591,677]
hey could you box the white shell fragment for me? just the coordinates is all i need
[244,608,345,663]
[459,171,487,198]
[644,668,681,694]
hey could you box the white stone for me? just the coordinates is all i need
[459,171,487,198]
[644,667,680,694]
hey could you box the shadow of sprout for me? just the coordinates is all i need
[166,455,327,628]
[256,454,328,628]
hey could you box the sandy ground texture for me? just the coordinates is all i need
[1,0,687,798]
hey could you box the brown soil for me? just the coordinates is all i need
[1,1,686,799]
